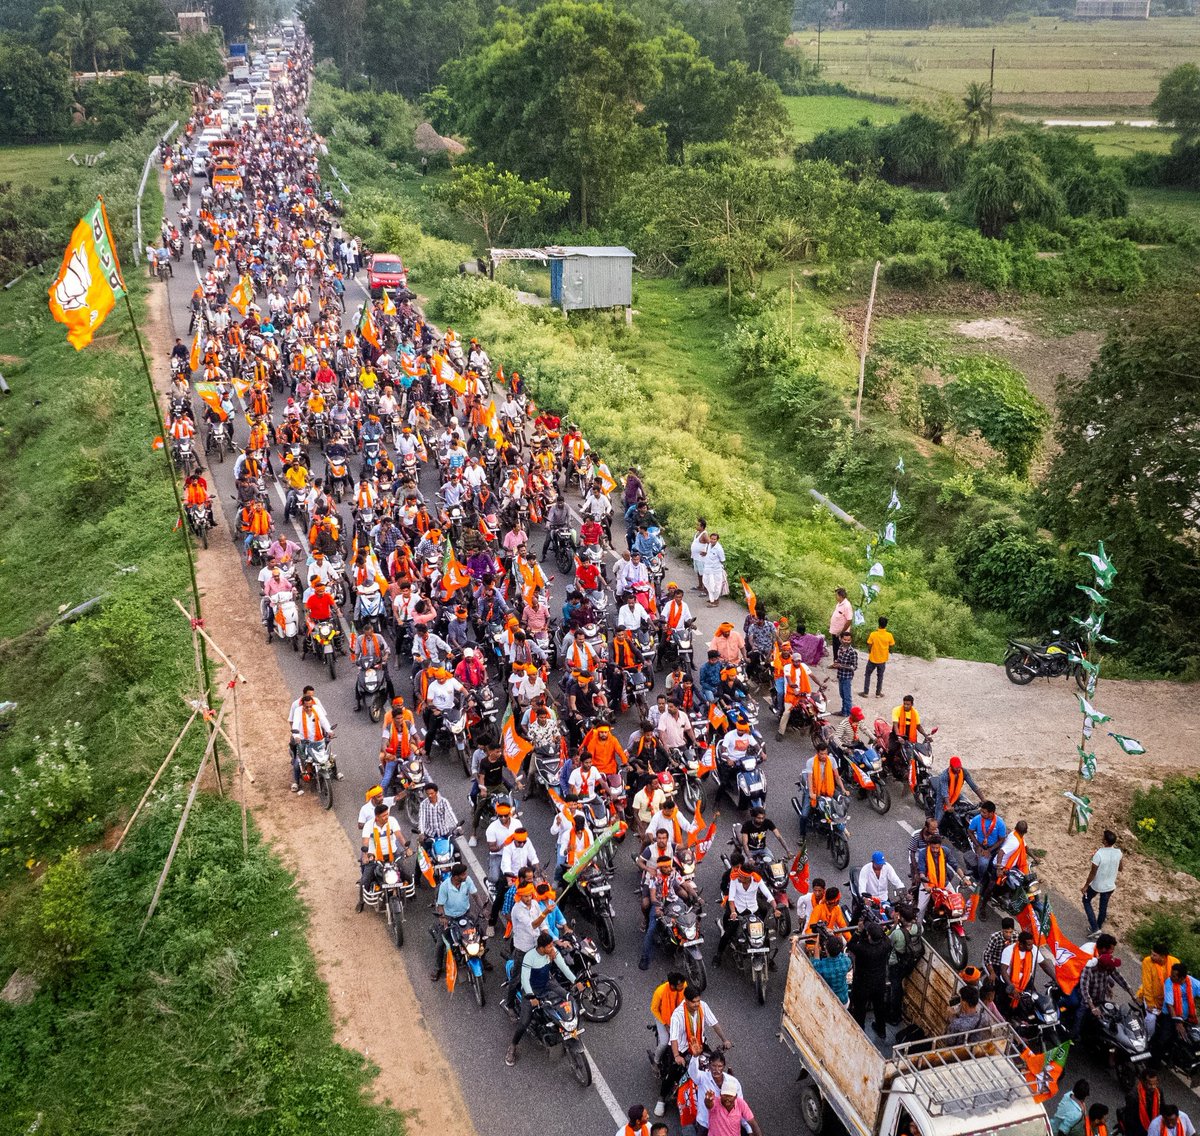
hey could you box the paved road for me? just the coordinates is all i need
[156,168,1198,1135]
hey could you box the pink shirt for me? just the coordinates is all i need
[830,599,853,637]
[706,1097,755,1136]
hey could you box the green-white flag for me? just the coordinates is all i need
[1077,695,1111,724]
[1064,791,1093,831]
[1078,542,1117,590]
[1108,733,1146,756]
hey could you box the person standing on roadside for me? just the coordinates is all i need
[1082,829,1122,936]
[702,532,727,607]
[862,615,894,698]
[690,518,708,594]
[832,630,858,717]
[829,587,853,660]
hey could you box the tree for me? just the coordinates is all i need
[1151,62,1200,143]
[1041,294,1200,673]
[448,1,663,226]
[0,42,71,141]
[878,113,963,188]
[961,81,994,146]
[435,162,569,247]
[954,135,1061,237]
[943,355,1049,477]
[18,849,110,990]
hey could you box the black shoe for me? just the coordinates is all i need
[712,953,722,967]
[354,891,364,913]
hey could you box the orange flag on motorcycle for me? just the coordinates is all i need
[414,845,436,889]
[741,578,757,618]
[686,799,706,845]
[1015,902,1039,941]
[230,273,254,316]
[444,946,458,994]
[439,356,467,396]
[381,290,396,317]
[789,851,810,894]
[966,892,981,923]
[500,707,532,778]
[358,303,381,350]
[194,382,229,422]
[189,329,201,373]
[1045,914,1089,995]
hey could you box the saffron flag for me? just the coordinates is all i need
[194,382,229,421]
[499,707,532,778]
[1021,1041,1070,1103]
[399,350,419,378]
[789,851,810,894]
[381,290,396,316]
[440,550,471,600]
[740,578,757,618]
[439,357,467,396]
[230,274,254,316]
[189,330,201,373]
[358,303,381,350]
[48,197,126,350]
[1045,914,1090,996]
[444,946,457,994]
[414,845,436,889]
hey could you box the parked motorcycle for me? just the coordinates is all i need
[1004,633,1088,690]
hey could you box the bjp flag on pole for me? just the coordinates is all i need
[499,707,532,779]
[48,197,126,350]
[741,578,758,618]
[194,382,229,421]
[439,356,467,395]
[358,303,381,350]
[189,329,201,373]
[229,274,254,316]
[1045,914,1090,996]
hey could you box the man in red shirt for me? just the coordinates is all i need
[304,579,344,652]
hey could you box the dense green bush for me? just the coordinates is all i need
[1129,910,1200,975]
[884,251,947,287]
[1061,231,1145,293]
[1131,777,1200,878]
[944,355,1050,476]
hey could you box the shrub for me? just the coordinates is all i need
[1132,776,1200,879]
[15,848,109,989]
[0,724,94,868]
[945,355,1050,477]
[1061,232,1145,293]
[883,252,947,287]
[1129,911,1200,975]
[944,229,1012,290]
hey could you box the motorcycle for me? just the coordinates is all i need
[722,908,774,1006]
[1004,633,1088,690]
[834,740,891,815]
[565,863,617,954]
[734,826,793,939]
[303,617,342,680]
[666,745,711,815]
[876,718,938,813]
[1009,986,1063,1054]
[560,933,621,1022]
[426,699,470,773]
[578,794,617,874]
[247,533,272,569]
[546,525,577,575]
[172,436,201,477]
[940,799,981,854]
[1066,994,1151,1092]
[356,659,389,722]
[992,864,1044,922]
[385,753,428,832]
[326,452,352,502]
[185,502,214,549]
[715,734,767,811]
[358,855,415,949]
[622,661,653,715]
[354,584,386,633]
[467,684,500,747]
[266,588,300,648]
[791,791,850,870]
[655,894,708,993]
[505,970,591,1086]
[425,831,462,890]
[206,419,232,463]
[296,736,338,810]
[440,915,488,1007]
[525,743,563,803]
[661,618,697,676]
[924,880,969,969]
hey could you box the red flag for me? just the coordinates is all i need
[741,577,757,618]
[789,851,810,894]
[693,823,717,862]
[1046,914,1089,996]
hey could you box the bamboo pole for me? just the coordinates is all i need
[139,704,227,936]
[113,708,200,852]
[172,596,246,682]
[855,261,882,430]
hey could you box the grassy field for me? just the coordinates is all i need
[798,18,1200,114]
[0,142,101,190]
[784,93,908,142]
[1130,186,1200,224]
[1047,123,1177,157]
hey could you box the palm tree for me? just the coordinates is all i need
[962,81,995,146]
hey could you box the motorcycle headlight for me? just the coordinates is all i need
[465,942,481,956]
[685,926,697,939]
[383,868,399,885]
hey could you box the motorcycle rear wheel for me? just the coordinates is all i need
[565,1038,592,1086]
[1073,665,1088,693]
[317,771,333,811]
[830,833,850,871]
[369,698,383,723]
[404,794,421,832]
[1004,654,1037,686]
[579,977,621,1023]
[776,906,793,940]
[458,740,471,777]
[944,928,968,969]
[555,546,574,576]
[753,964,767,1005]
[388,897,404,949]
[685,951,707,993]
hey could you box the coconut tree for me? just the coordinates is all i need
[962,81,995,146]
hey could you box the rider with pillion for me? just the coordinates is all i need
[714,862,779,966]
[359,800,413,897]
[505,930,583,1068]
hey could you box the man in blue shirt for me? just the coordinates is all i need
[968,801,1007,904]
[431,862,482,981]
[698,650,723,707]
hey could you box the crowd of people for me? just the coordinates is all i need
[159,33,1200,1136]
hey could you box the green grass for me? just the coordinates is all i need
[799,18,1200,115]
[0,142,100,191]
[1130,186,1200,225]
[784,94,908,142]
[1046,123,1177,158]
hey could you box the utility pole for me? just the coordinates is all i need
[855,260,881,430]
[816,19,822,73]
[987,47,996,140]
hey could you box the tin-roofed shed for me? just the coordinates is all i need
[547,246,634,313]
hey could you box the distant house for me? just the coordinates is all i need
[1073,0,1150,17]
[177,11,210,34]
[546,246,635,314]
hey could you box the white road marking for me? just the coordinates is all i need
[896,819,918,836]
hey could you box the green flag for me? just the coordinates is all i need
[561,821,621,887]
[1078,542,1117,589]
[1077,584,1109,608]
[1077,695,1111,724]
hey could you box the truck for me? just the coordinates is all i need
[779,938,1051,1136]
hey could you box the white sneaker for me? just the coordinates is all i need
[654,1101,666,1117]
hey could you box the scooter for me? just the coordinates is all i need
[716,735,767,811]
[791,791,850,870]
[356,659,389,722]
[266,588,300,648]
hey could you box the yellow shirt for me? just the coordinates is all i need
[285,465,309,491]
[1138,954,1179,1011]
[867,629,895,665]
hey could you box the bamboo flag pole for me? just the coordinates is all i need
[855,261,882,430]
[113,708,200,852]
[139,704,227,936]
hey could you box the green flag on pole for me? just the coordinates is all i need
[562,821,621,887]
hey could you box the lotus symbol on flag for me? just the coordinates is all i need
[55,246,91,311]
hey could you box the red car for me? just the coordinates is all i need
[366,254,407,297]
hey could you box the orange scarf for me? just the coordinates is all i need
[1137,1084,1161,1132]
[683,1003,705,1053]
[925,846,947,888]
[810,754,834,803]
[1173,977,1197,1022]
[946,768,964,806]
[1009,948,1033,993]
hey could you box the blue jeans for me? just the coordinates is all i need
[838,672,853,715]
[639,905,658,969]
[774,677,785,711]
[1083,887,1111,932]
[798,796,815,837]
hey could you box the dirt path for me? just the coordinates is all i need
[143,254,477,1136]
[874,651,1200,935]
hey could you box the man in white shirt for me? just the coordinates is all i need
[688,1051,743,1131]
[423,668,464,740]
[357,784,394,828]
[655,702,695,751]
[858,852,904,901]
[500,826,539,878]
[358,802,412,897]
[484,799,518,888]
[1147,1106,1195,1136]
[567,752,605,798]
[716,865,777,962]
[669,989,731,1064]
[616,595,652,632]
[288,688,333,793]
[645,801,694,851]
[1082,828,1123,936]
